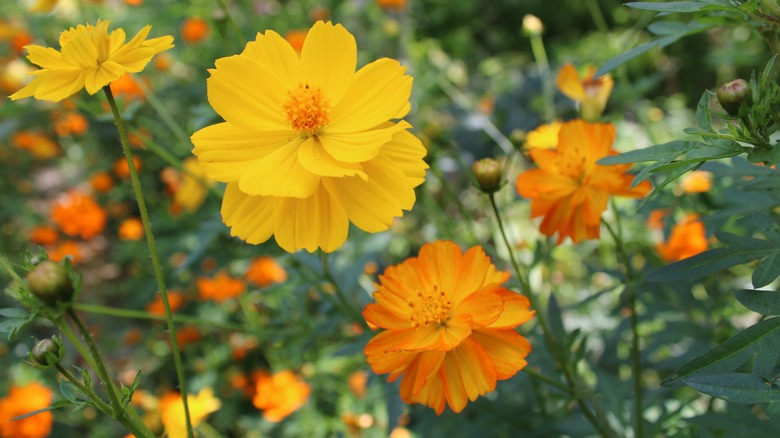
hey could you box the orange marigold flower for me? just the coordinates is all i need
[114,155,142,179]
[284,29,307,53]
[245,256,287,287]
[109,73,145,101]
[90,171,114,193]
[516,120,651,244]
[197,271,246,302]
[656,214,709,262]
[181,18,209,45]
[0,382,54,438]
[118,217,144,240]
[11,131,60,159]
[524,120,562,150]
[557,64,613,121]
[53,111,88,137]
[29,225,59,246]
[253,370,310,422]
[160,387,221,438]
[363,240,535,414]
[51,191,107,239]
[146,291,184,316]
[47,240,82,263]
[679,170,712,193]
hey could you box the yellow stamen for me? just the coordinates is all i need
[283,82,331,134]
[408,285,452,328]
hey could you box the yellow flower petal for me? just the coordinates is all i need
[380,129,429,185]
[84,61,125,94]
[25,69,85,102]
[556,63,585,101]
[25,45,72,70]
[272,185,349,253]
[298,137,367,178]
[328,58,413,133]
[243,30,302,90]
[207,55,289,131]
[221,183,275,244]
[191,122,293,183]
[319,120,410,163]
[61,34,99,69]
[300,21,356,107]
[238,137,319,198]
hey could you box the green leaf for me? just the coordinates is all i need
[753,251,780,288]
[10,400,70,421]
[646,247,774,283]
[0,308,28,319]
[663,317,780,386]
[637,162,701,209]
[597,34,680,77]
[695,91,713,132]
[683,373,780,403]
[120,370,142,412]
[0,307,33,340]
[625,2,705,12]
[736,289,780,316]
[598,141,698,165]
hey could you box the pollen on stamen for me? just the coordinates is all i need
[283,82,332,134]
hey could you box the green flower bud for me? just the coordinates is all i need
[717,79,752,116]
[472,158,504,194]
[26,260,74,306]
[32,336,63,367]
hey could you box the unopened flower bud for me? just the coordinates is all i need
[32,336,63,367]
[472,158,504,194]
[26,260,74,306]
[717,79,752,116]
[522,14,543,36]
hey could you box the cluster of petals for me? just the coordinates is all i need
[0,382,54,438]
[253,370,311,422]
[656,213,709,262]
[160,387,221,438]
[191,20,428,253]
[363,240,535,414]
[197,271,246,302]
[10,19,173,102]
[51,191,107,239]
[556,64,613,120]
[516,120,651,244]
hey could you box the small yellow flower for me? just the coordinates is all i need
[160,387,221,438]
[556,64,613,121]
[10,19,173,102]
[524,120,562,150]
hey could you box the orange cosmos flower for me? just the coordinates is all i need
[656,214,709,262]
[0,382,54,438]
[516,120,651,244]
[557,64,613,121]
[181,18,209,45]
[197,271,246,302]
[146,291,184,316]
[11,131,60,159]
[29,225,59,246]
[253,370,310,422]
[524,120,562,150]
[51,191,107,239]
[119,217,144,240]
[363,240,535,414]
[245,256,287,287]
[679,170,712,193]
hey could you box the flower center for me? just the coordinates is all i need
[408,286,452,328]
[283,82,332,135]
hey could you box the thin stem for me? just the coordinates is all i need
[585,0,609,33]
[216,0,246,50]
[525,368,571,394]
[65,308,123,416]
[104,86,194,438]
[528,33,555,122]
[139,137,222,198]
[134,81,191,155]
[0,253,23,282]
[321,253,366,327]
[55,316,99,372]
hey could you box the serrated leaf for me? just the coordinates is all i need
[683,373,780,403]
[663,317,780,386]
[735,289,780,315]
[120,370,142,411]
[625,2,705,12]
[753,252,780,288]
[646,247,774,283]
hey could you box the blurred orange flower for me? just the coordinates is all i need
[29,225,59,246]
[174,326,202,348]
[51,191,107,239]
[197,271,246,302]
[524,120,562,150]
[253,370,310,422]
[557,64,613,121]
[11,131,60,159]
[245,256,287,287]
[656,214,709,262]
[125,0,143,5]
[376,0,407,10]
[284,29,307,53]
[114,155,142,179]
[646,208,669,231]
[680,170,712,193]
[516,120,651,244]
[347,370,368,399]
[110,74,145,102]
[47,240,82,263]
[119,217,144,240]
[53,112,88,137]
[363,240,535,414]
[154,53,171,71]
[90,171,114,193]
[165,158,214,214]
[160,387,221,438]
[146,291,184,316]
[181,18,209,44]
[0,382,54,438]
[10,31,33,55]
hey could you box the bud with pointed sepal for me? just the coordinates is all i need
[717,79,752,116]
[26,260,74,306]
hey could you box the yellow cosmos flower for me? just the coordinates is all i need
[363,240,535,414]
[10,19,173,102]
[191,21,428,253]
[160,387,221,438]
[556,64,613,121]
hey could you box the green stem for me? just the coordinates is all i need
[73,303,258,333]
[585,0,609,33]
[140,137,222,198]
[0,253,23,282]
[103,86,194,438]
[321,253,366,327]
[216,0,245,50]
[65,308,124,416]
[488,194,616,437]
[134,82,191,155]
[529,33,555,122]
[525,368,571,394]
